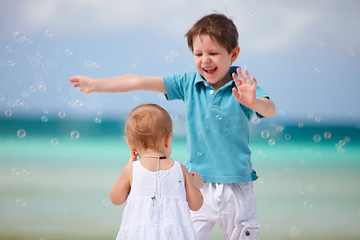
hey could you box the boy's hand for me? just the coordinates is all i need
[68,75,94,93]
[231,68,257,109]
[191,172,204,190]
[129,149,139,163]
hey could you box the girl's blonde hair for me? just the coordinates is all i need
[125,104,172,150]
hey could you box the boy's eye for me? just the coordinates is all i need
[194,53,202,57]
[210,53,218,56]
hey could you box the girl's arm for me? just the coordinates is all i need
[68,75,165,94]
[181,164,203,211]
[110,163,133,205]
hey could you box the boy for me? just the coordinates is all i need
[69,13,275,240]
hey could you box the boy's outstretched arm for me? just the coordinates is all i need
[231,68,276,118]
[68,75,165,94]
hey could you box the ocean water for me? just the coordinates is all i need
[1,119,360,240]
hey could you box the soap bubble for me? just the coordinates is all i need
[58,111,66,119]
[41,115,48,123]
[285,134,291,140]
[5,110,12,117]
[13,32,26,43]
[324,132,331,139]
[17,129,26,138]
[313,134,321,143]
[65,48,73,56]
[298,122,304,128]
[268,139,275,146]
[289,226,301,238]
[261,130,270,139]
[70,130,80,139]
[94,117,102,124]
[16,198,27,207]
[304,201,313,209]
[50,138,59,146]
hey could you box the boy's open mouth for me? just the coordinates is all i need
[204,67,217,74]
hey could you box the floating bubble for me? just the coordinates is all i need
[285,134,291,140]
[50,138,59,146]
[43,109,48,115]
[5,110,12,117]
[41,115,48,123]
[170,113,178,121]
[216,115,222,120]
[132,96,140,102]
[313,134,321,143]
[102,198,110,206]
[297,188,305,195]
[314,116,321,123]
[298,122,304,128]
[65,48,73,56]
[11,168,20,175]
[307,113,314,119]
[314,67,321,73]
[97,111,102,116]
[344,136,351,143]
[261,130,270,139]
[16,198,27,207]
[268,139,275,146]
[7,59,16,67]
[276,125,284,132]
[29,86,37,93]
[58,111,66,119]
[22,169,30,175]
[318,40,326,47]
[247,11,255,17]
[70,130,80,139]
[13,32,26,43]
[348,50,355,56]
[17,129,26,138]
[197,152,202,156]
[289,226,301,238]
[94,117,102,124]
[324,132,331,139]
[21,91,30,98]
[304,201,313,209]
[44,30,53,38]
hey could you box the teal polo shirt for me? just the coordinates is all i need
[163,66,269,183]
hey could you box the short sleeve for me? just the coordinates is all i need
[163,74,186,101]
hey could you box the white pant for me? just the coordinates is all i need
[190,182,260,240]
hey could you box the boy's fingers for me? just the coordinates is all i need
[237,67,245,83]
[245,69,251,84]
[252,77,257,87]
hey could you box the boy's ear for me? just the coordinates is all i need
[231,46,240,63]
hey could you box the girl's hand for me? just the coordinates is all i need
[129,149,139,163]
[231,68,257,109]
[191,172,204,190]
[68,75,94,93]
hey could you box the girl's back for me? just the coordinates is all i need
[116,160,198,240]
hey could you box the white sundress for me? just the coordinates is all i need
[116,160,198,240]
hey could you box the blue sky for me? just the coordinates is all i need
[0,0,359,124]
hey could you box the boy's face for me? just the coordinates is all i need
[192,34,239,91]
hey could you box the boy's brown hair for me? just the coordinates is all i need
[125,104,172,150]
[185,13,239,54]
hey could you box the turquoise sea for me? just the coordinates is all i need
[1,118,359,240]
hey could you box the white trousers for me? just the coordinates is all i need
[190,182,260,240]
